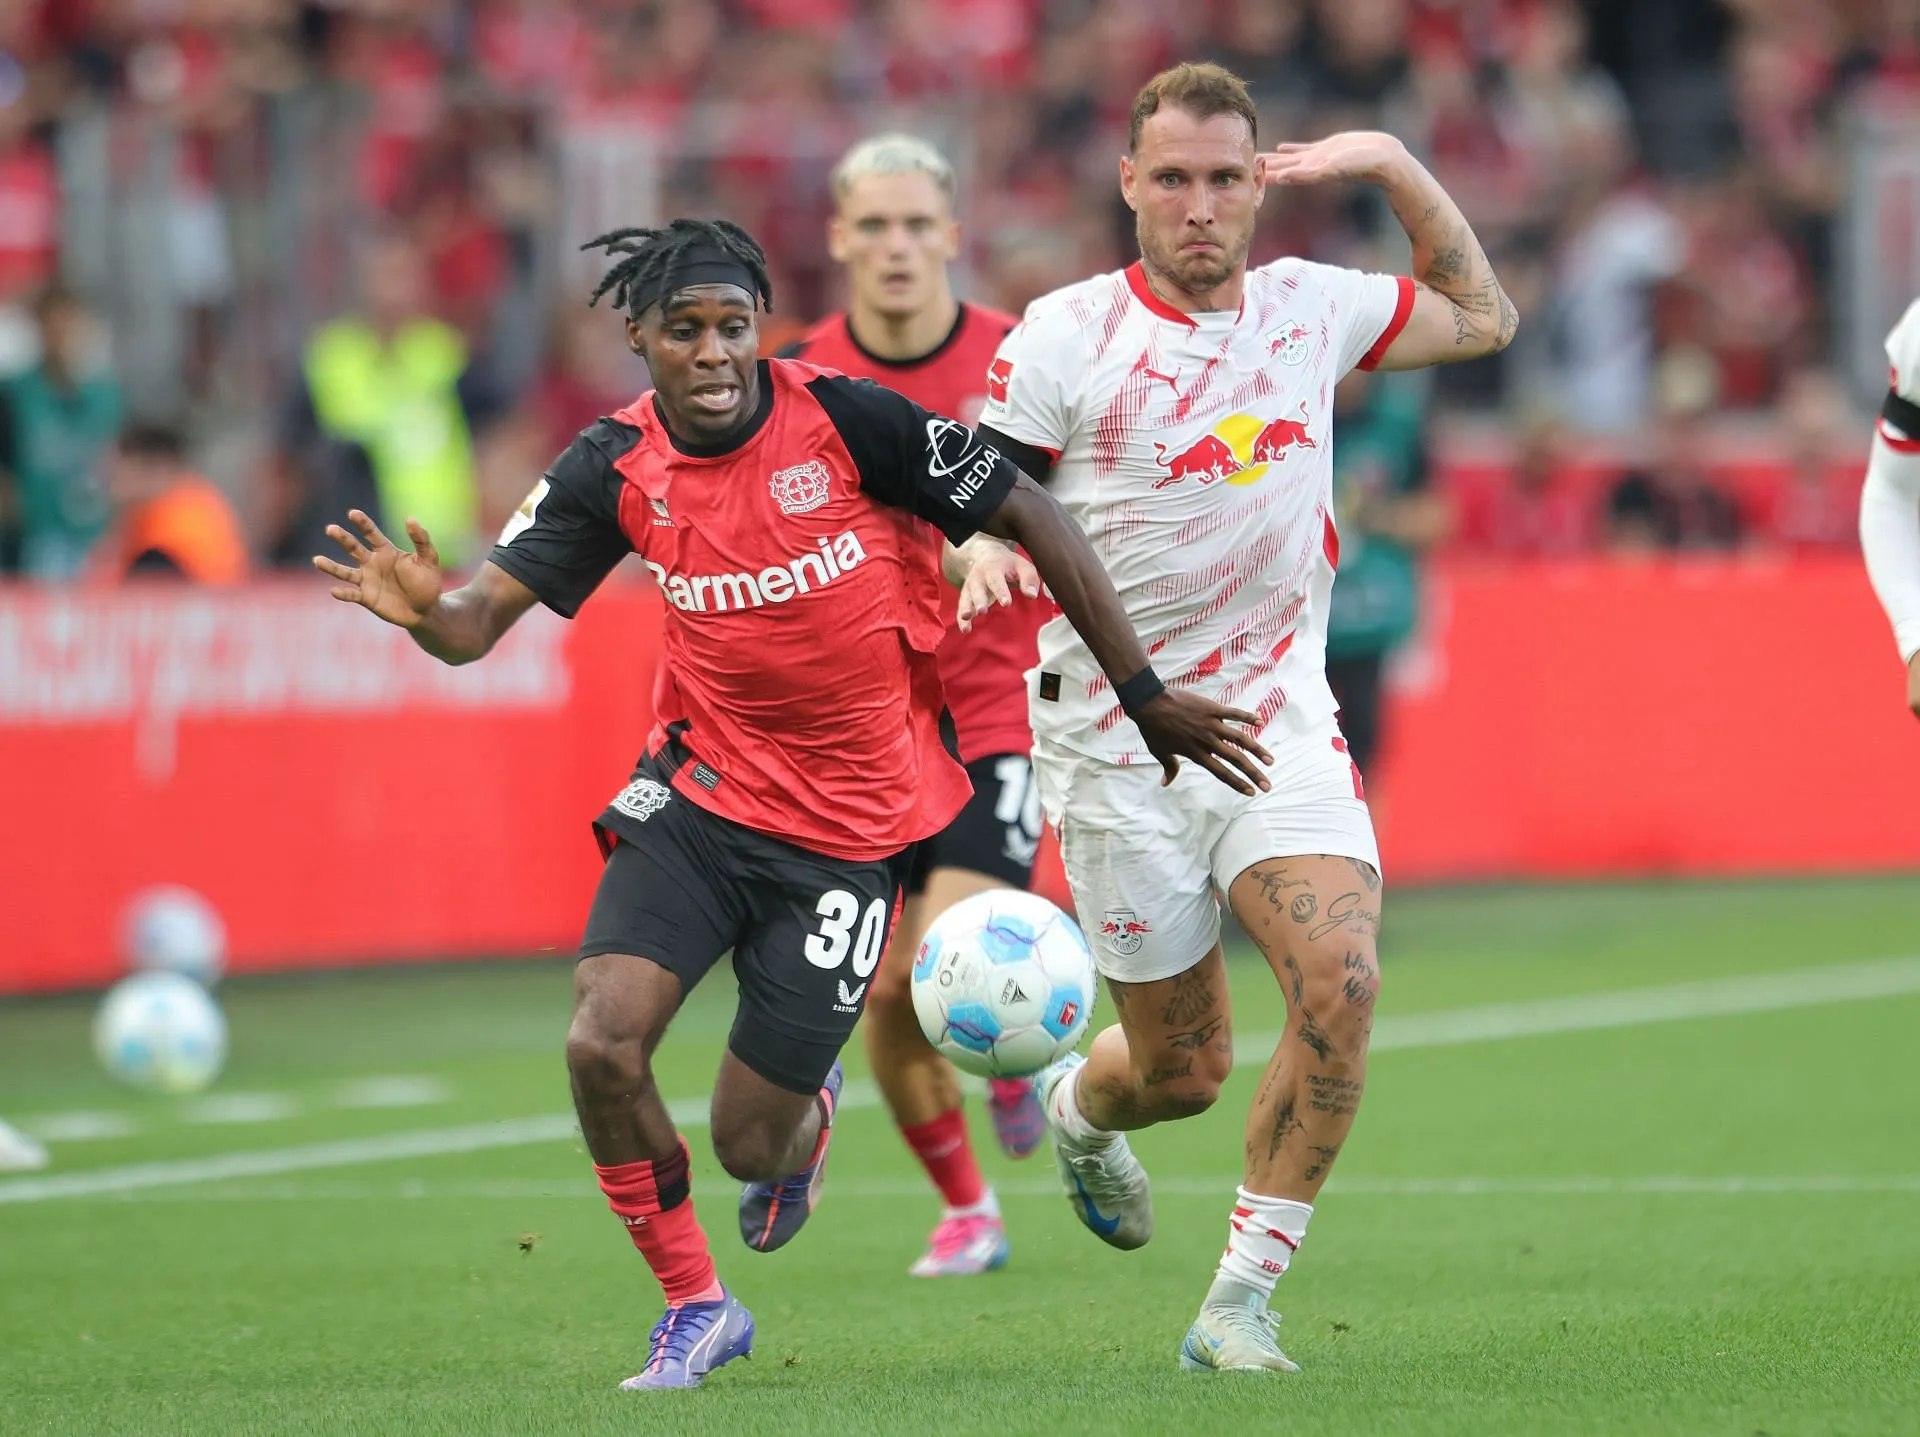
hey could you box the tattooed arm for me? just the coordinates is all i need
[1261,131,1517,367]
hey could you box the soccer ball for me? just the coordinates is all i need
[910,889,1095,1079]
[93,972,228,1093]
[122,885,226,987]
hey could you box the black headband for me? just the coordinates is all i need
[631,248,758,316]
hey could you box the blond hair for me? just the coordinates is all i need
[830,133,956,205]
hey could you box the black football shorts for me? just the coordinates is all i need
[580,752,914,1094]
[907,751,1043,895]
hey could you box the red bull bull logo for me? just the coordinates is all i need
[1150,404,1318,490]
[1151,433,1240,489]
[1250,408,1318,463]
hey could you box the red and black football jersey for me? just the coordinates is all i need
[489,358,1019,861]
[784,304,1044,765]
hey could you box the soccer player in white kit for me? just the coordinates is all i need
[1860,298,1920,716]
[959,62,1517,1372]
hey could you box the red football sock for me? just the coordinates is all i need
[801,1078,838,1170]
[900,1107,986,1210]
[594,1140,722,1306]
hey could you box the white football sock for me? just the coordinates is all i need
[944,1187,1001,1221]
[1047,1066,1116,1148]
[1209,1187,1313,1307]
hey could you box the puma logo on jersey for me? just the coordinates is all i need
[643,531,869,613]
[1141,365,1181,393]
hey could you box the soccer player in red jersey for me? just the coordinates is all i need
[313,219,1271,1391]
[782,134,1047,1278]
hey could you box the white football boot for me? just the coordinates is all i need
[1179,1302,1301,1373]
[1034,1053,1153,1250]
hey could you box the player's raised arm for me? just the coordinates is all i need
[1861,299,1920,718]
[1262,131,1517,369]
[314,509,539,665]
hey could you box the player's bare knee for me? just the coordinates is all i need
[564,999,633,1091]
[864,953,915,1015]
[564,1014,649,1099]
[1291,938,1379,1059]
[1152,1079,1222,1120]
[1139,1041,1230,1119]
[566,962,670,1097]
[709,1118,784,1183]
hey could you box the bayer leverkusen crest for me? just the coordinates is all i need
[769,460,831,516]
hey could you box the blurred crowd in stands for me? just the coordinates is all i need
[0,0,1912,582]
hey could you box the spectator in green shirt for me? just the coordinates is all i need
[1325,367,1451,783]
[0,285,122,578]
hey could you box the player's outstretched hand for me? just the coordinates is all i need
[1907,653,1920,721]
[952,537,1041,632]
[1132,689,1273,796]
[312,510,444,630]
[1258,131,1407,190]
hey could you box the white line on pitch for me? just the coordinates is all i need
[1236,953,1920,1056]
[818,1173,1920,1198]
[183,1092,301,1125]
[19,1111,138,1142]
[6,954,1919,1206]
[57,1173,1920,1202]
[334,1075,456,1110]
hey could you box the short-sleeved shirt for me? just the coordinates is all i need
[782,302,1043,765]
[977,259,1413,765]
[490,357,1019,861]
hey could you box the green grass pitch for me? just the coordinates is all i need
[4,876,1920,1435]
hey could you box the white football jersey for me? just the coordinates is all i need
[980,259,1414,763]
[1885,296,1920,414]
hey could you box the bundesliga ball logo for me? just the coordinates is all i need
[769,460,832,516]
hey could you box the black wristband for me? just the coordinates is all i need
[1884,388,1920,437]
[1114,665,1165,715]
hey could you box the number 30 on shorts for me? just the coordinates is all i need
[804,889,888,975]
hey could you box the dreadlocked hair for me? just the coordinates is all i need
[581,218,774,318]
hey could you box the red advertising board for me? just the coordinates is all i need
[2,579,653,994]
[1374,554,1920,880]
[2,556,1916,995]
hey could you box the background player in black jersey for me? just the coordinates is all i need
[313,218,1272,1392]
[785,134,1047,1278]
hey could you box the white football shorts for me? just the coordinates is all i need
[1034,712,1379,983]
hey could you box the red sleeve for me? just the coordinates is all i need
[1357,276,1417,372]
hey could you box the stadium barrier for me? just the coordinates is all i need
[3,555,1916,995]
[1377,553,1920,880]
